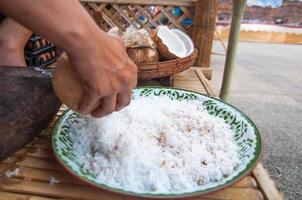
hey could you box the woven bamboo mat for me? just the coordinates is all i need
[0,67,282,200]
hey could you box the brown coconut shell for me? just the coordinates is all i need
[148,29,157,41]
[52,53,83,112]
[126,46,159,65]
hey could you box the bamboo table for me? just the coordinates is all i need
[0,67,283,200]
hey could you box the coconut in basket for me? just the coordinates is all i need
[150,26,194,61]
[121,27,159,65]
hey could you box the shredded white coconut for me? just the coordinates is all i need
[49,176,60,185]
[4,168,20,178]
[71,96,240,193]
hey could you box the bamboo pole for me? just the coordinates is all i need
[219,0,246,100]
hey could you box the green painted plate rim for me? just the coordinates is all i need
[51,86,262,199]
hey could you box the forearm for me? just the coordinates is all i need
[0,0,104,55]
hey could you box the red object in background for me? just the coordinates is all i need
[153,6,160,16]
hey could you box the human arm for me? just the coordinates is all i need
[0,0,137,117]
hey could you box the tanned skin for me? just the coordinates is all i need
[0,0,137,118]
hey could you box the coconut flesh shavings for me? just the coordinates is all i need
[70,96,240,193]
[49,176,60,185]
[4,168,20,178]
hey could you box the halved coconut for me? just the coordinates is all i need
[153,26,187,60]
[127,46,159,65]
[171,29,194,57]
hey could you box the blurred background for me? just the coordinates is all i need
[211,1,302,200]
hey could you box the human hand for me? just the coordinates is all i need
[0,0,137,118]
[67,31,137,118]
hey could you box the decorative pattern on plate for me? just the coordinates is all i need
[139,88,198,100]
[52,87,262,198]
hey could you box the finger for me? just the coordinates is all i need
[127,60,138,89]
[116,89,132,111]
[78,86,100,115]
[91,94,117,118]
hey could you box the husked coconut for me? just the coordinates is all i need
[123,27,156,48]
[123,26,159,64]
[127,46,159,65]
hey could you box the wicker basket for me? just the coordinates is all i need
[138,49,198,80]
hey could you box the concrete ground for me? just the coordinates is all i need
[210,41,302,200]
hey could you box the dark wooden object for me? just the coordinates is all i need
[0,67,61,160]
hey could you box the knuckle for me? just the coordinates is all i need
[84,84,103,97]
[93,87,103,97]
[109,82,120,94]
[121,71,131,82]
[121,71,137,89]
